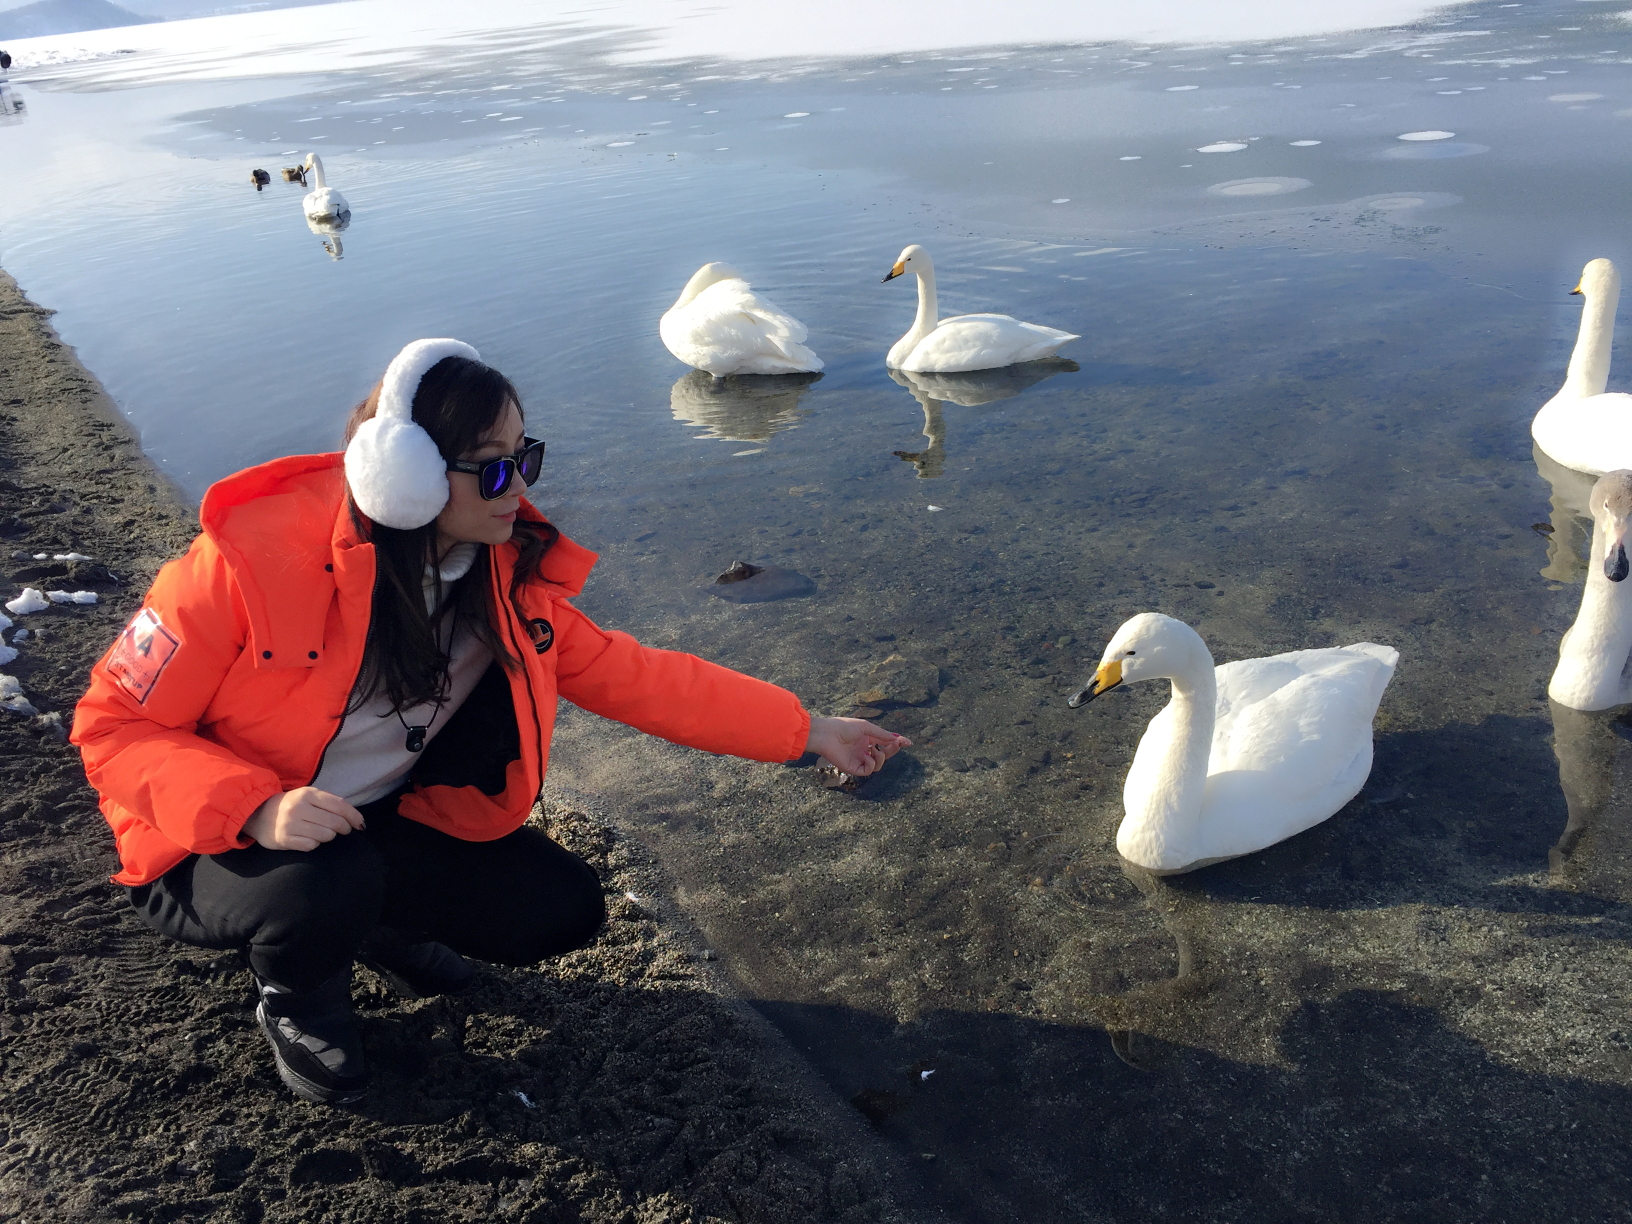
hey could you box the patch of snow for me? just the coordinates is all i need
[46,591,99,605]
[5,589,50,616]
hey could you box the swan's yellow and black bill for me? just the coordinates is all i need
[1067,659,1122,708]
[1607,527,1631,582]
[882,261,906,283]
[1572,281,1584,296]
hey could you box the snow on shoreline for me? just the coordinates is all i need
[5,0,1449,84]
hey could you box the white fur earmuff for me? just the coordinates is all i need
[344,338,481,529]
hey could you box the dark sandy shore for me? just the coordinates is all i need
[0,270,922,1224]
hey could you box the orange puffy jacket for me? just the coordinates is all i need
[72,453,811,886]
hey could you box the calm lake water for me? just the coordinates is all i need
[7,0,1632,1218]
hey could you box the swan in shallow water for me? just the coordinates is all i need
[660,263,823,376]
[301,153,350,223]
[881,244,1078,372]
[1070,613,1398,874]
[1533,259,1632,475]
[1550,470,1632,710]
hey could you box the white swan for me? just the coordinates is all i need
[660,263,822,376]
[881,244,1078,372]
[1532,258,1632,475]
[301,153,350,223]
[1550,470,1632,710]
[1070,613,1398,874]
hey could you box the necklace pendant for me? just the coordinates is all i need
[405,726,427,753]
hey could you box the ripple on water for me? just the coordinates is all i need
[1206,176,1312,197]
[1377,141,1489,160]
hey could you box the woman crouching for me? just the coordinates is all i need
[72,338,907,1106]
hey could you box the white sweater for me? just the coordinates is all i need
[313,543,493,805]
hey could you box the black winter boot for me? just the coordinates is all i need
[358,927,474,999]
[255,966,368,1106]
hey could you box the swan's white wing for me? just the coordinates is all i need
[304,186,349,218]
[900,313,1079,373]
[701,279,810,344]
[1212,645,1396,777]
[1532,392,1632,476]
[659,278,822,375]
[1198,644,1398,859]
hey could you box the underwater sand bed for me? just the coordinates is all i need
[546,244,1632,1220]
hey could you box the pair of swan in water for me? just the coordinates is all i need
[659,245,1078,377]
[1530,260,1632,711]
[1099,256,1632,875]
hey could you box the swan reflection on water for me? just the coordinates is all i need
[306,213,349,261]
[889,358,1078,479]
[668,369,821,443]
[1546,699,1632,893]
[1535,444,1595,584]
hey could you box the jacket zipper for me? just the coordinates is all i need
[305,559,377,786]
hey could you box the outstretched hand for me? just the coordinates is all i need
[806,716,912,777]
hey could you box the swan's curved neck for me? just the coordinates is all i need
[911,264,939,343]
[306,155,328,189]
[1562,279,1619,399]
[1553,517,1632,708]
[1120,661,1217,859]
[887,262,941,367]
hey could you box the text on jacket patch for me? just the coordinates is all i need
[107,609,181,703]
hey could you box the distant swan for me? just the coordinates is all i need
[1071,613,1398,875]
[1532,258,1632,475]
[660,263,823,376]
[1550,470,1632,710]
[301,153,350,223]
[881,244,1078,372]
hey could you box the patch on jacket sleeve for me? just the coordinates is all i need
[106,608,181,704]
[526,617,554,654]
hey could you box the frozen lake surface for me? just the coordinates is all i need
[6,0,1632,1218]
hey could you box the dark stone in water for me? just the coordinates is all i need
[710,561,816,603]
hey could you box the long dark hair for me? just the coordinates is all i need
[343,356,556,712]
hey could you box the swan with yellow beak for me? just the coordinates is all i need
[881,244,1078,372]
[1070,612,1398,874]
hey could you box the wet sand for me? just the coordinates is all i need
[0,270,921,1224]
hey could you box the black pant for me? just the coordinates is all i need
[126,793,606,992]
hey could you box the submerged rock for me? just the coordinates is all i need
[853,654,941,708]
[709,561,816,604]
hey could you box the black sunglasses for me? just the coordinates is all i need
[447,437,545,500]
